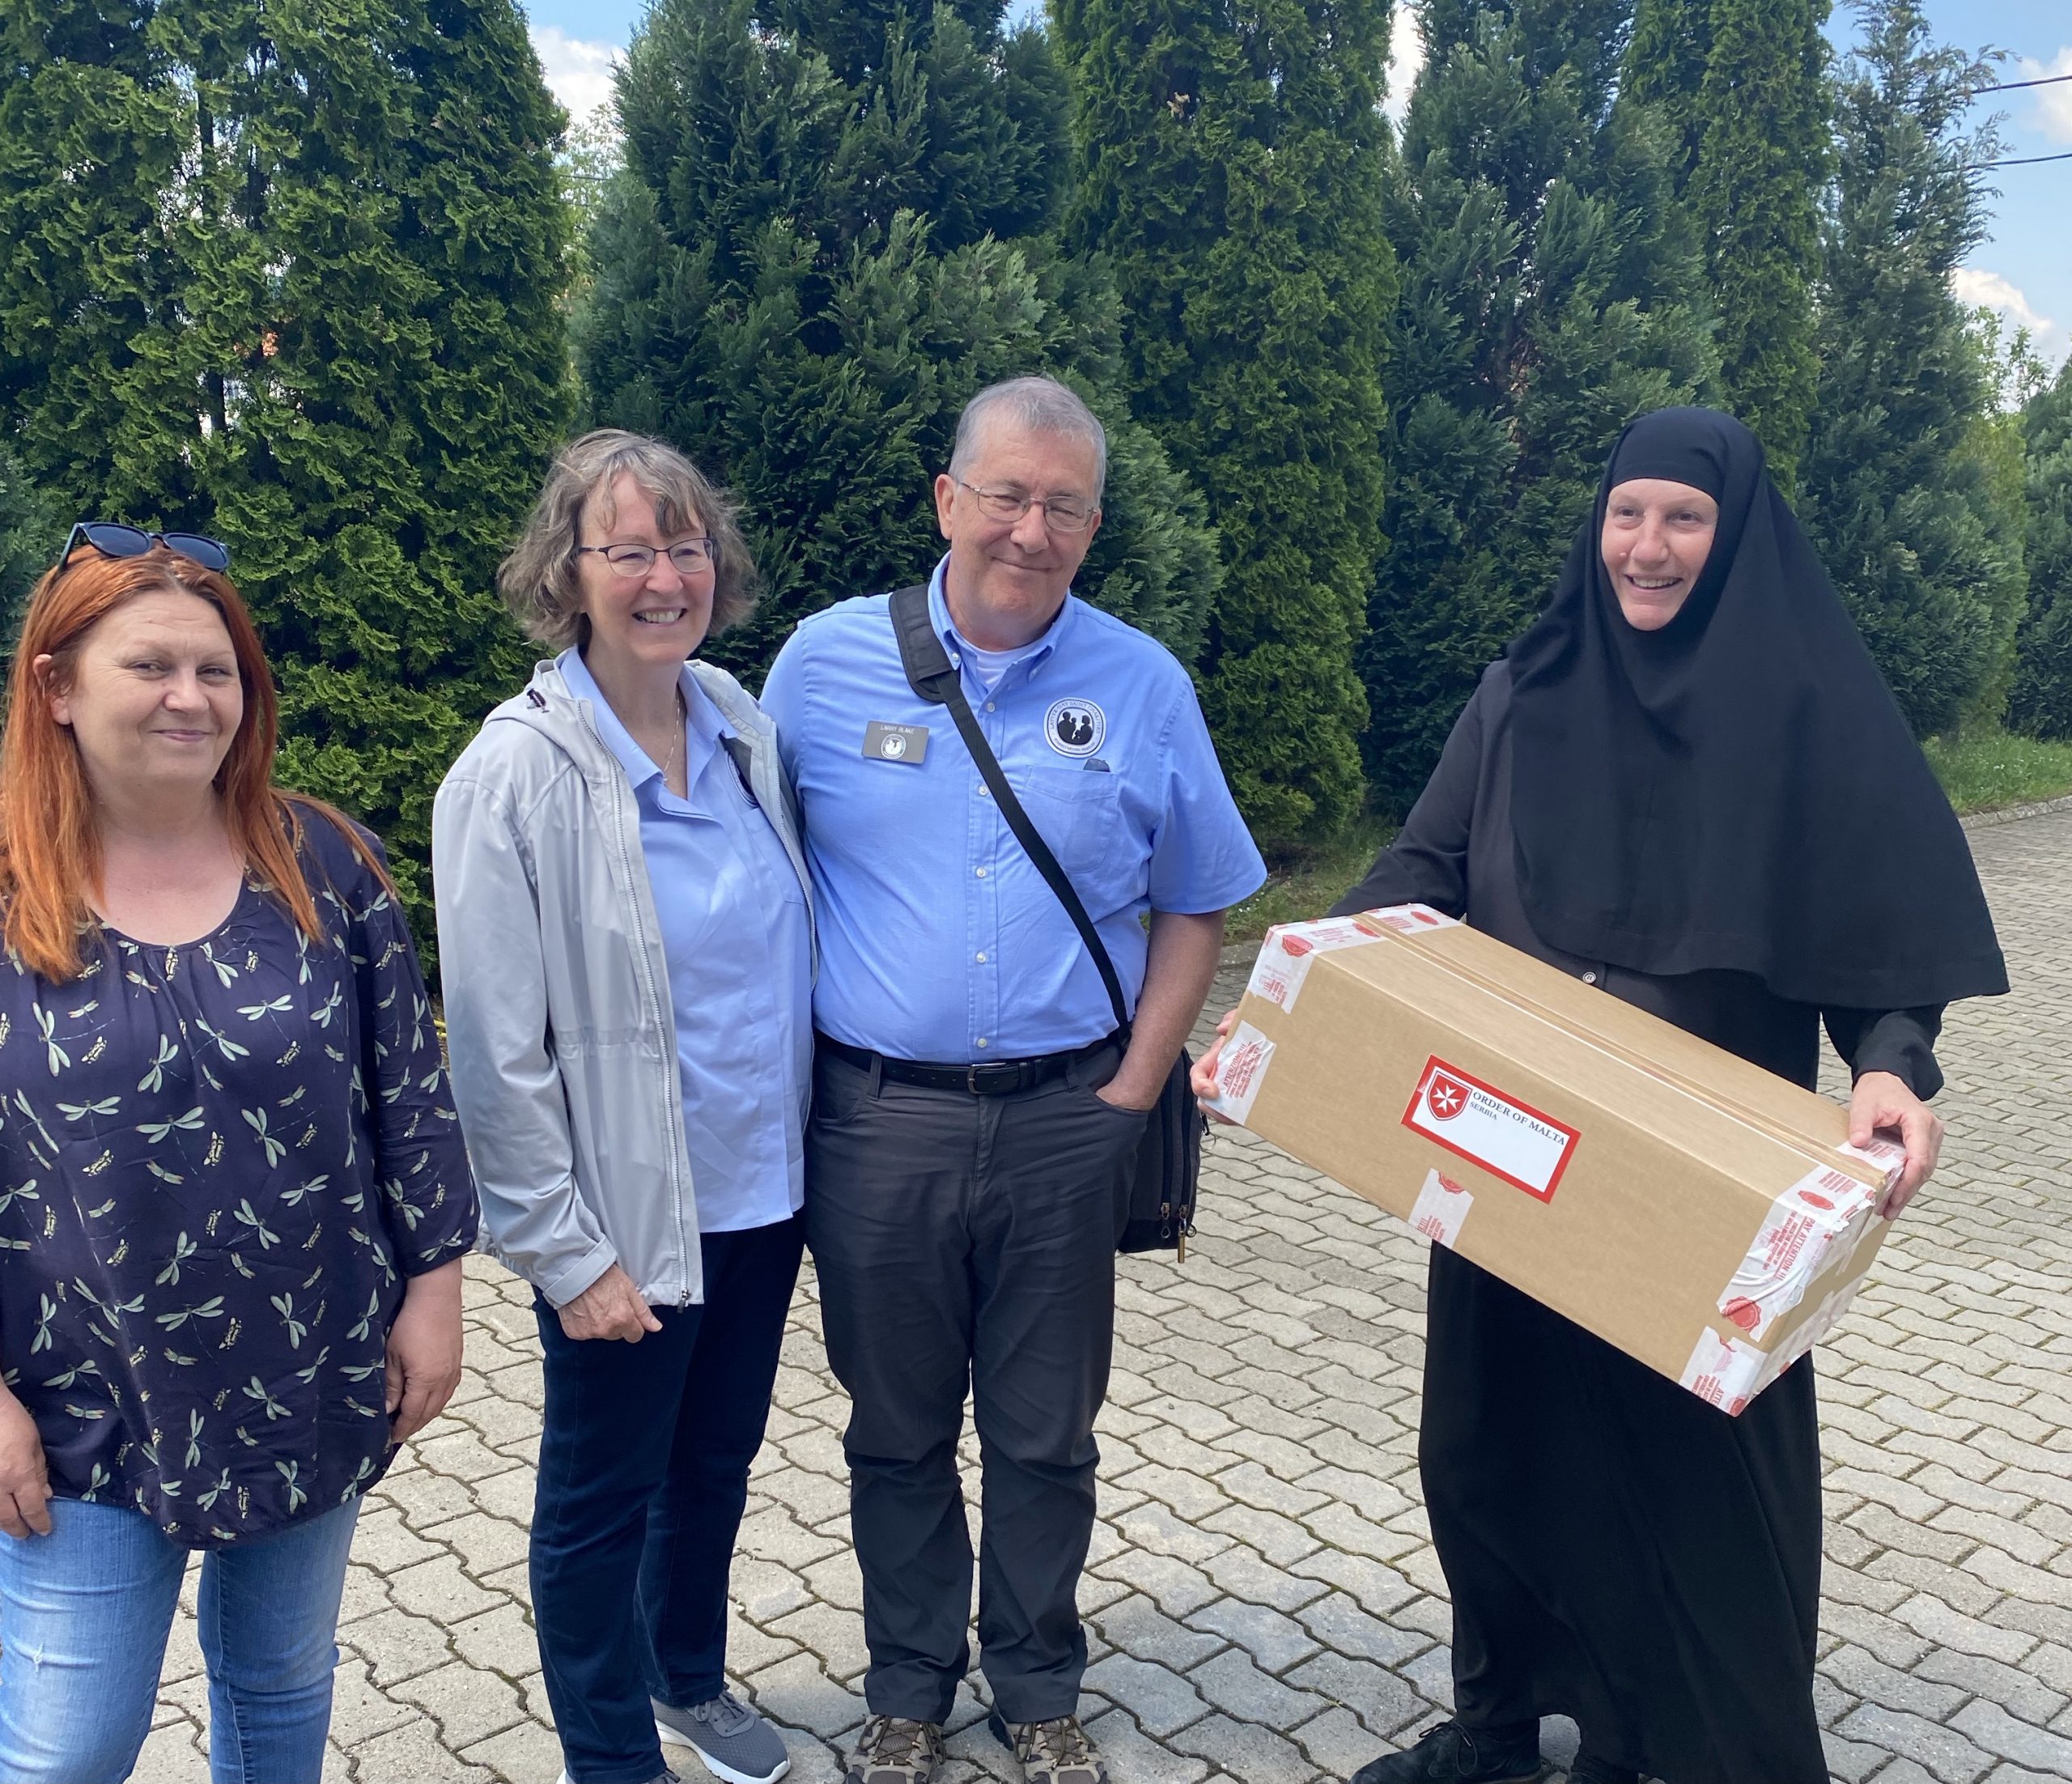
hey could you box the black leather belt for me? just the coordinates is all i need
[816,1032,1112,1096]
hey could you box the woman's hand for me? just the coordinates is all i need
[558,1263,663,1344]
[1191,1009,1240,1124]
[1849,1069,1944,1220]
[385,1259,466,1446]
[0,1385,52,1538]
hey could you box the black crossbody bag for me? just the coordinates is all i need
[889,585,1202,1256]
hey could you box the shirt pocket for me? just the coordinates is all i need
[1013,766,1139,911]
[745,805,809,909]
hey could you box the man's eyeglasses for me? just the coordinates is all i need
[956,481,1098,534]
[65,521,231,573]
[575,539,718,578]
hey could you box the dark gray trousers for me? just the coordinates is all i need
[805,1039,1146,1725]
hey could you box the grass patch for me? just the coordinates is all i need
[1925,725,2072,816]
[1226,818,1395,943]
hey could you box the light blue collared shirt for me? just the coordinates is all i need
[760,559,1265,1062]
[557,648,811,1232]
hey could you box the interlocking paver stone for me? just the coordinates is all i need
[133,806,2072,1779]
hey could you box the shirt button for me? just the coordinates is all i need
[976,1037,989,1049]
[1582,971,1599,985]
[985,700,996,712]
[978,785,991,799]
[975,951,987,963]
[975,866,987,878]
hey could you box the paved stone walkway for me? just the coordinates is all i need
[141,809,2072,1783]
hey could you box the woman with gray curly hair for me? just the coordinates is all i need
[434,430,812,1784]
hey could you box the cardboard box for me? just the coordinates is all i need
[1209,906,1905,1413]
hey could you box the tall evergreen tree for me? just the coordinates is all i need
[0,0,574,931]
[1055,0,1395,853]
[578,0,1219,677]
[0,444,59,661]
[1360,0,1717,813]
[1798,0,2020,737]
[1625,0,1828,487]
[2011,359,2072,739]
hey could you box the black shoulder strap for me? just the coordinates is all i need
[889,584,1130,1034]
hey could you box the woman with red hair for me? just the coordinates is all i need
[0,526,476,1783]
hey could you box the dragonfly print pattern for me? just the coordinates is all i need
[0,818,476,1546]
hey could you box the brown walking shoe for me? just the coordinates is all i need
[990,1713,1110,1784]
[844,1715,945,1784]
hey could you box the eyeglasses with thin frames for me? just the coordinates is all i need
[64,521,231,573]
[575,540,718,578]
[955,480,1098,534]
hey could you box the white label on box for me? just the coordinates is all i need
[1208,1022,1276,1124]
[1361,903,1463,933]
[1680,1328,1764,1415]
[1246,918,1385,1013]
[1716,1165,1880,1340]
[1408,1167,1475,1248]
[1399,1056,1580,1202]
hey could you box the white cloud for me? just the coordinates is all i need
[1951,266,2068,371]
[532,24,623,127]
[2017,49,2072,145]
[1384,1,1424,126]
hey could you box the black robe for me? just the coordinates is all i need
[1332,662,1942,1784]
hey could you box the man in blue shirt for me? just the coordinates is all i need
[762,378,1264,1784]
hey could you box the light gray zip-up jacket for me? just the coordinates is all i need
[431,658,813,1310]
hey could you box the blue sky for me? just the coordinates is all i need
[524,0,2072,367]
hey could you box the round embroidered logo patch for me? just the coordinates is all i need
[1044,697,1106,758]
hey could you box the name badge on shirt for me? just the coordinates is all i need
[863,721,930,765]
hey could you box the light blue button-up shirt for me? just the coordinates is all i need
[760,559,1265,1062]
[558,649,812,1232]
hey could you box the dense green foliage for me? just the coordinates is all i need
[2012,361,2072,739]
[0,0,573,937]
[1798,0,2024,739]
[1627,0,1827,490]
[578,0,1220,676]
[0,446,58,661]
[1055,0,1395,853]
[7,0,2069,869]
[1358,0,1717,814]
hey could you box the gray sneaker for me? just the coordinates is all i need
[655,1690,792,1784]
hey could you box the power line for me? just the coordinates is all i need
[1977,72,2072,95]
[1979,150,2072,167]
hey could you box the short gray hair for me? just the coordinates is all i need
[499,429,758,651]
[949,376,1108,501]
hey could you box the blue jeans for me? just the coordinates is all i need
[0,1494,360,1783]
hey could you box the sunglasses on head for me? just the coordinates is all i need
[64,521,231,574]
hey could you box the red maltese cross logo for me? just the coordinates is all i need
[1426,1073,1470,1121]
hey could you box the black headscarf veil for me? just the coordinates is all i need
[1505,406,2006,1009]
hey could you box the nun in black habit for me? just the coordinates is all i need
[1198,408,2006,1784]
